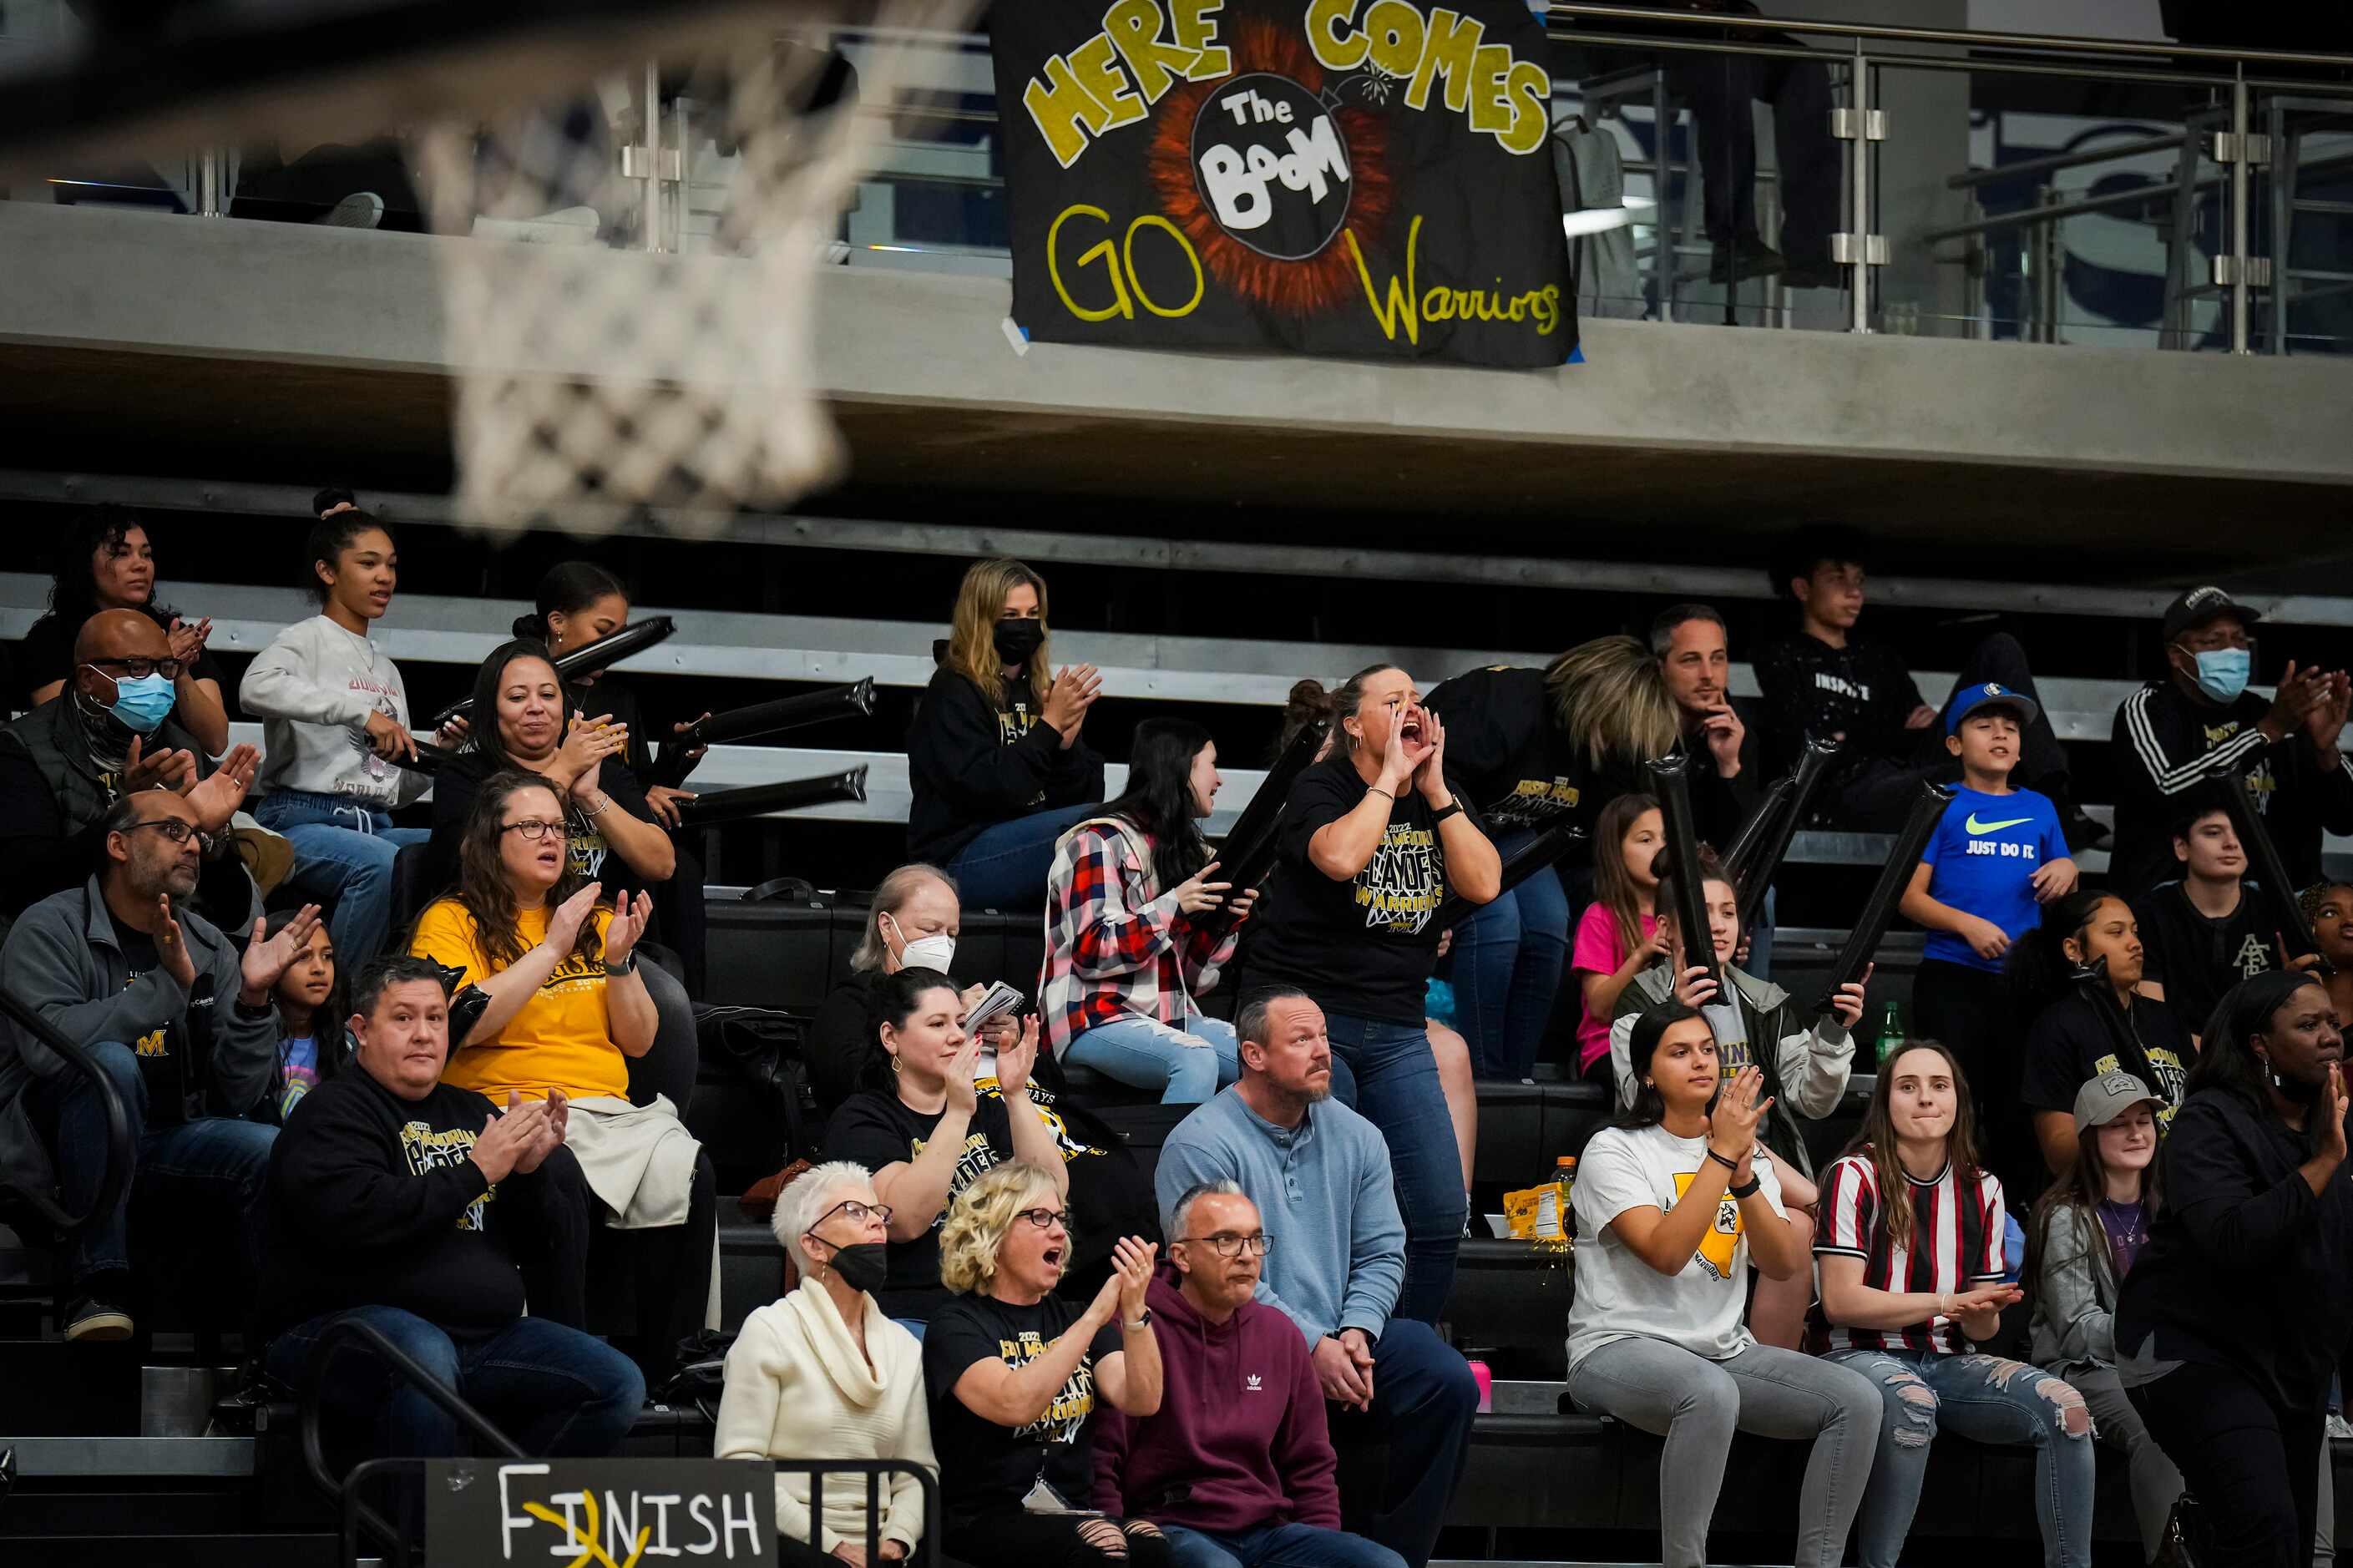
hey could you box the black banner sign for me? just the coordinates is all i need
[423,1458,774,1566]
[989,1,1577,367]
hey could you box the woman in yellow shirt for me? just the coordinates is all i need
[410,770,712,1378]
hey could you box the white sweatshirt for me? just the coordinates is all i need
[238,615,428,809]
[716,1276,935,1552]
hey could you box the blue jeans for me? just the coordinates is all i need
[254,788,430,969]
[1446,842,1568,1079]
[945,802,1100,911]
[1823,1347,2095,1568]
[1344,1318,1478,1568]
[28,1039,276,1292]
[266,1304,644,1459]
[1163,1522,1404,1568]
[1064,1014,1241,1104]
[1323,1014,1463,1325]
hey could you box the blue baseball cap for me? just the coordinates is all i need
[1944,681,2041,736]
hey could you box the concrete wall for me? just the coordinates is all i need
[2,197,2350,491]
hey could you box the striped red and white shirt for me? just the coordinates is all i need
[1809,1149,2007,1356]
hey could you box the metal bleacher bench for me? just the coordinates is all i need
[10,563,2349,873]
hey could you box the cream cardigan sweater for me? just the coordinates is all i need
[716,1275,937,1553]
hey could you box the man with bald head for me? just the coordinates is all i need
[0,609,258,921]
[1,787,320,1339]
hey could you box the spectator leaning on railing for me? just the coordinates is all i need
[905,558,1105,912]
[0,791,321,1342]
[2108,586,2353,899]
[256,953,643,1461]
[1422,635,1678,1080]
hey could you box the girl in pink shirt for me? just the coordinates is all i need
[1570,795,1664,1080]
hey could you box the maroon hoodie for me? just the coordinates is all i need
[1090,1267,1341,1532]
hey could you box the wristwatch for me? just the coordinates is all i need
[1728,1176,1762,1200]
[1124,1308,1153,1329]
[608,950,639,975]
[1430,801,1464,825]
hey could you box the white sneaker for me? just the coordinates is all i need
[2327,1414,2352,1439]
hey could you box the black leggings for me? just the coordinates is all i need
[945,1509,1171,1568]
[2130,1358,2324,1568]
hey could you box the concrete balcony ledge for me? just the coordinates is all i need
[2,199,2346,559]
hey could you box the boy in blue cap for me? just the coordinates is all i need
[1897,683,2079,1101]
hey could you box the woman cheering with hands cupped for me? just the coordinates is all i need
[1567,1002,1881,1568]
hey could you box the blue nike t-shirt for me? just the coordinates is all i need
[1920,785,2067,971]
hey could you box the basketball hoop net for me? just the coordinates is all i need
[417,0,974,534]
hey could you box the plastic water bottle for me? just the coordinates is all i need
[1875,1001,1905,1067]
[1532,1156,1577,1239]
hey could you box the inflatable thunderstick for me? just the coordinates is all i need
[1811,780,1954,1016]
[675,766,869,829]
[658,678,878,786]
[1433,822,1588,932]
[2209,760,2335,978]
[1648,753,1722,992]
[1723,738,1841,928]
[428,615,679,727]
[1199,718,1329,938]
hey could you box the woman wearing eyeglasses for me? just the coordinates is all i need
[718,1161,964,1568]
[826,969,1070,1330]
[925,1161,1166,1568]
[408,771,712,1378]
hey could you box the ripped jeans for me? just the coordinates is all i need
[1822,1347,2095,1568]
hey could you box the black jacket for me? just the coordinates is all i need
[1750,633,1925,786]
[2118,1086,2353,1414]
[258,1071,590,1338]
[1424,665,1642,857]
[2108,679,2353,898]
[903,666,1102,866]
[0,697,227,919]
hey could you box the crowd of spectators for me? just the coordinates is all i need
[0,508,2349,1568]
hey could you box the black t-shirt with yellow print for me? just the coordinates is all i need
[923,1289,1122,1525]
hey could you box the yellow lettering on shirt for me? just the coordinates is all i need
[412,899,627,1103]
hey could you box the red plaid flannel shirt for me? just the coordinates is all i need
[1041,817,1239,1056]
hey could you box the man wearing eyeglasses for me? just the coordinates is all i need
[1091,1181,1405,1568]
[2109,587,2353,898]
[0,790,322,1341]
[0,609,261,921]
[1154,989,1476,1568]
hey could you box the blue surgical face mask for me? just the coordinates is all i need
[91,668,177,734]
[2188,646,2251,705]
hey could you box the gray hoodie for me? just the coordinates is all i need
[239,614,428,809]
[0,877,279,1199]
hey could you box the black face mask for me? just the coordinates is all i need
[820,1241,890,1294]
[993,617,1045,666]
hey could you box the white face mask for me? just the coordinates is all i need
[885,913,956,975]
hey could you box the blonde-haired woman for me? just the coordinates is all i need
[905,558,1105,910]
[923,1162,1166,1568]
[1424,634,1682,1080]
[718,1161,962,1568]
